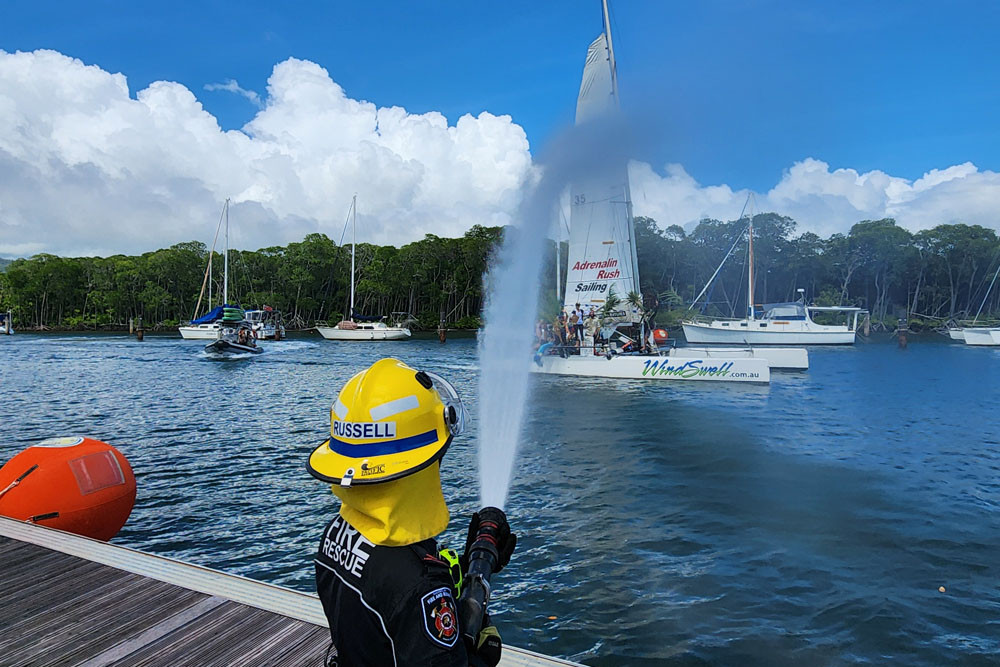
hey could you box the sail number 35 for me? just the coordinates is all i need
[573,195,586,205]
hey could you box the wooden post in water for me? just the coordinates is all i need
[135,316,144,341]
[897,318,908,348]
[438,319,447,343]
[128,318,134,335]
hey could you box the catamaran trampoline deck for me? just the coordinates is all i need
[0,517,579,667]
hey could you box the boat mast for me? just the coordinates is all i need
[555,234,561,301]
[747,216,754,321]
[223,198,230,306]
[602,0,642,302]
[350,194,357,321]
[602,0,619,103]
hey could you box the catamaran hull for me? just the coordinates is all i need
[316,327,411,341]
[947,328,966,341]
[204,340,262,355]
[962,328,1000,346]
[531,354,770,383]
[682,323,855,345]
[179,324,221,340]
[670,346,808,370]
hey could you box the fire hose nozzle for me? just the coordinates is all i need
[458,506,512,642]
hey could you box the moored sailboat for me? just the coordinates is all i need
[316,196,411,342]
[180,200,232,340]
[682,214,865,345]
[948,259,1000,345]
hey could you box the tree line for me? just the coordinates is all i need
[0,226,500,330]
[629,215,1000,329]
[1,215,998,331]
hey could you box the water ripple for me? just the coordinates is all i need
[1,333,998,666]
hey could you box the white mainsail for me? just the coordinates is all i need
[563,27,641,322]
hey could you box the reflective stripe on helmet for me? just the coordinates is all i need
[326,428,439,458]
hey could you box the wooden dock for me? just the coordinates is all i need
[0,516,580,667]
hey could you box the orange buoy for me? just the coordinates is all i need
[0,436,136,541]
[652,328,669,344]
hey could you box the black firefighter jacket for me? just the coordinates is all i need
[315,514,485,667]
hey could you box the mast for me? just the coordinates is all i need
[602,0,619,103]
[555,235,561,301]
[747,216,755,321]
[223,198,230,306]
[602,0,642,303]
[350,194,357,320]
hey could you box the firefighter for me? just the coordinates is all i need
[307,358,515,666]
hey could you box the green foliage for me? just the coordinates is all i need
[625,213,1000,326]
[6,213,1000,332]
[1,226,504,330]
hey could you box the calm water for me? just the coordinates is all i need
[1,333,998,665]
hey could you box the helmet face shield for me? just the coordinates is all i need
[424,371,467,437]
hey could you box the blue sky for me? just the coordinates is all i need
[3,0,996,191]
[2,1,999,255]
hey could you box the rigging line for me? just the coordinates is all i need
[337,198,355,247]
[691,218,752,310]
[192,200,228,320]
[973,258,1000,323]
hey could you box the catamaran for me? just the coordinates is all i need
[316,196,411,342]
[682,215,866,345]
[530,1,804,382]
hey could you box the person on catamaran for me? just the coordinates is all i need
[307,358,515,667]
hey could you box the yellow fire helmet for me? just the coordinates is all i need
[307,358,467,487]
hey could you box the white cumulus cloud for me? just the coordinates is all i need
[0,48,997,257]
[629,158,1000,237]
[0,50,533,256]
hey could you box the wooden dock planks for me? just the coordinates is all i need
[0,518,582,667]
[0,538,328,667]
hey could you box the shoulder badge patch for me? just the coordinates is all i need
[421,586,459,648]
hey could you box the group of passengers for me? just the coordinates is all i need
[236,326,258,347]
[534,303,601,353]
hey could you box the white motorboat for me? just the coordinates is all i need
[317,196,411,342]
[244,308,286,340]
[0,310,12,335]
